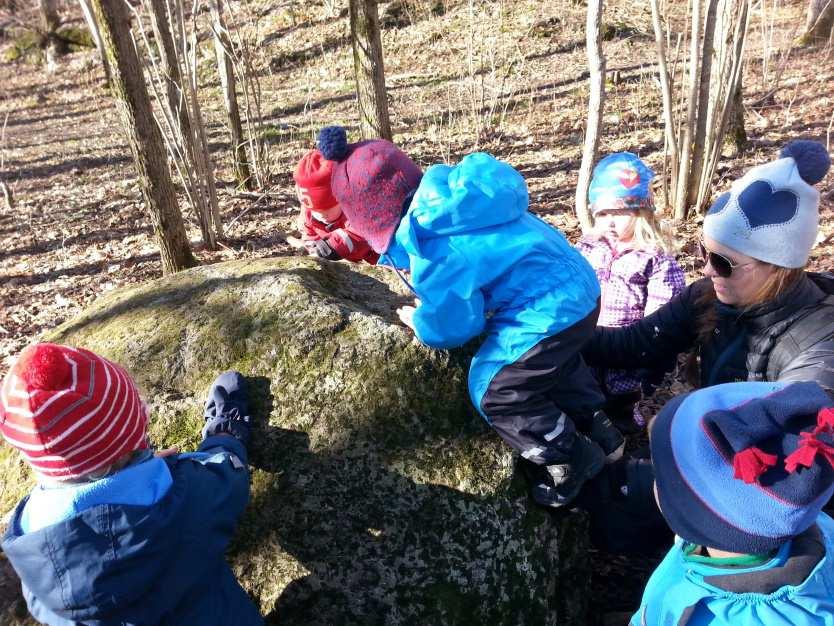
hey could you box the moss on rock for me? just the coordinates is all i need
[1,257,590,625]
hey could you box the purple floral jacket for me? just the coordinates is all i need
[577,235,686,395]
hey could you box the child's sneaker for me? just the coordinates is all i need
[589,410,625,462]
[202,371,252,444]
[527,434,605,508]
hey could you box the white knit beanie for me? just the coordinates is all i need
[703,140,831,268]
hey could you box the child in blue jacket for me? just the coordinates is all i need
[0,343,263,626]
[317,125,623,507]
[637,380,834,626]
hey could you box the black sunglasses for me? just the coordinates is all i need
[697,241,755,278]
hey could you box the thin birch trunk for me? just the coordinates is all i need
[146,0,217,249]
[78,0,111,84]
[209,0,252,189]
[675,0,702,220]
[575,0,605,233]
[686,0,719,209]
[650,0,678,210]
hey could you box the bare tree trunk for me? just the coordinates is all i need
[575,0,605,233]
[724,79,747,155]
[146,0,218,248]
[89,0,195,274]
[209,0,252,189]
[348,0,392,140]
[77,0,111,85]
[805,0,830,30]
[798,0,834,43]
[686,0,719,209]
[38,0,62,73]
[675,0,702,220]
[650,0,678,211]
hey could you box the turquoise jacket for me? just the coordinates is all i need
[632,513,834,626]
[384,152,600,412]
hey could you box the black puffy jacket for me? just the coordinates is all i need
[583,272,834,395]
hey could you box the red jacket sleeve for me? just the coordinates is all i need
[299,208,321,241]
[324,226,379,264]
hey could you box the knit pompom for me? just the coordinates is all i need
[780,140,831,185]
[318,126,349,161]
[19,343,72,390]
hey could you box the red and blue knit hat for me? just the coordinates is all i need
[0,343,149,482]
[588,152,655,216]
[318,126,422,254]
[651,381,834,554]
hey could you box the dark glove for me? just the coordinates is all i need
[312,238,342,261]
[202,371,251,445]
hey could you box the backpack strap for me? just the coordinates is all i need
[766,295,834,379]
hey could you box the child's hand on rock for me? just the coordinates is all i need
[397,299,420,331]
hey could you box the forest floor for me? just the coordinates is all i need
[1,0,833,622]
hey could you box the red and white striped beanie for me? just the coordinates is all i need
[0,343,149,482]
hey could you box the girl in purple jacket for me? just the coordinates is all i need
[576,153,685,432]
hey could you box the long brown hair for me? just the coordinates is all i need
[686,265,805,384]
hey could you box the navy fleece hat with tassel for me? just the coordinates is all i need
[651,381,834,554]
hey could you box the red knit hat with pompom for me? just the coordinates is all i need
[293,148,338,212]
[0,343,149,481]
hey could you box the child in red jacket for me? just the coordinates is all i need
[290,148,378,264]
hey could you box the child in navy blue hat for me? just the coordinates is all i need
[318,125,625,508]
[634,381,834,626]
[576,153,685,433]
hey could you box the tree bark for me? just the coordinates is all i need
[209,0,252,189]
[89,0,195,274]
[348,0,392,140]
[724,79,747,155]
[575,0,605,233]
[650,0,678,211]
[685,0,719,209]
[798,0,834,43]
[38,0,62,72]
[805,0,830,30]
[147,0,218,248]
[674,0,702,220]
[77,0,111,85]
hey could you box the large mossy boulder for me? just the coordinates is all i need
[0,257,590,625]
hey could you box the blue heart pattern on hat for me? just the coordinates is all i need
[737,180,799,229]
[707,192,731,216]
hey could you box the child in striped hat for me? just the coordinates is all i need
[634,381,834,626]
[0,343,263,625]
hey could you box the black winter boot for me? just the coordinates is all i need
[526,434,606,508]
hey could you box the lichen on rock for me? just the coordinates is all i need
[1,257,590,625]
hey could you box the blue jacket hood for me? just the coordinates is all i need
[406,152,528,238]
[3,485,182,620]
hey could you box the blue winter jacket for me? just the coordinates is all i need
[1,435,263,626]
[631,513,834,626]
[385,152,600,412]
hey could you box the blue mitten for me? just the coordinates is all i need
[202,371,251,445]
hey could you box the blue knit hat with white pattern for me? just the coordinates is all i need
[703,140,830,268]
[652,381,834,554]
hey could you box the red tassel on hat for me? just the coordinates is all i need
[733,447,778,484]
[817,407,834,429]
[785,430,834,473]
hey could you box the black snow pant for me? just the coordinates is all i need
[479,303,606,466]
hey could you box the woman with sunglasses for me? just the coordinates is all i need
[576,140,834,556]
[582,140,834,396]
